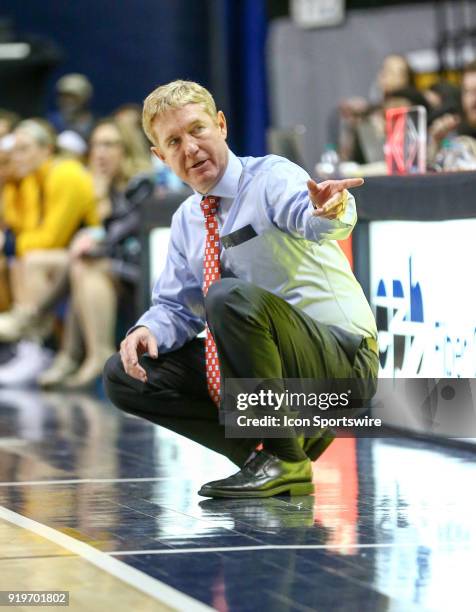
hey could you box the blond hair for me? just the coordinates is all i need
[142,80,217,145]
[90,118,152,189]
[15,119,56,148]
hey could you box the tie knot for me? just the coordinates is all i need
[200,195,220,218]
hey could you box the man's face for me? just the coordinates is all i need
[12,130,51,178]
[151,103,228,194]
[462,71,476,126]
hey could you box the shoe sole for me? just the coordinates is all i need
[198,481,314,498]
[305,430,336,461]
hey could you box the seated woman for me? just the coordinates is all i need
[38,118,153,388]
[337,54,415,163]
[0,119,99,341]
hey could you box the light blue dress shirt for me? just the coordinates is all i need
[136,150,377,353]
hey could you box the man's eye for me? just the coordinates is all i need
[193,125,205,134]
[169,139,178,146]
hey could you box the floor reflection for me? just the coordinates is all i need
[0,388,476,610]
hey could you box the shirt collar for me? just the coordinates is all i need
[194,149,242,200]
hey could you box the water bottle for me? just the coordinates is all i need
[433,137,476,171]
[315,144,341,178]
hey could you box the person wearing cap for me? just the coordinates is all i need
[47,73,95,140]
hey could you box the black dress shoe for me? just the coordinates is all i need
[198,451,314,499]
[302,428,336,461]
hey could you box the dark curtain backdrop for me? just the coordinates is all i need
[0,0,268,155]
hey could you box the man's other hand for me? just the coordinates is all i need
[120,326,158,383]
[308,177,364,220]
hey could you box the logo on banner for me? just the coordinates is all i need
[374,258,475,377]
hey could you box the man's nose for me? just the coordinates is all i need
[184,136,199,156]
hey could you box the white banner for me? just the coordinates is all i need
[370,220,476,378]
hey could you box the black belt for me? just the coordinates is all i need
[363,337,379,356]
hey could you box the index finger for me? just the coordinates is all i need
[338,178,364,190]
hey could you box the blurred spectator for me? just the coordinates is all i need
[33,118,153,389]
[0,134,16,313]
[458,61,476,136]
[113,102,153,167]
[338,54,415,163]
[428,61,476,166]
[0,109,20,138]
[424,81,461,122]
[86,118,151,218]
[0,133,16,193]
[0,119,99,345]
[2,119,98,255]
[373,54,415,103]
[113,103,143,133]
[47,73,95,140]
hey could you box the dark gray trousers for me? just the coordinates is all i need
[103,279,378,466]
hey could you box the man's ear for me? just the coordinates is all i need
[151,146,165,163]
[217,111,227,139]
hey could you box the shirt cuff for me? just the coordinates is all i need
[305,190,357,243]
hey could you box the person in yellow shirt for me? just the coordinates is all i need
[0,119,100,337]
[0,134,16,312]
[2,119,98,254]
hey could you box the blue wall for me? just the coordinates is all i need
[1,0,268,155]
[1,0,211,115]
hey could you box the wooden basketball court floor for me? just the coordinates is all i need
[0,388,475,611]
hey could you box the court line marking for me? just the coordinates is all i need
[107,542,439,555]
[0,554,77,560]
[0,505,212,612]
[0,477,172,487]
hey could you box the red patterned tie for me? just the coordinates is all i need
[200,195,221,406]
